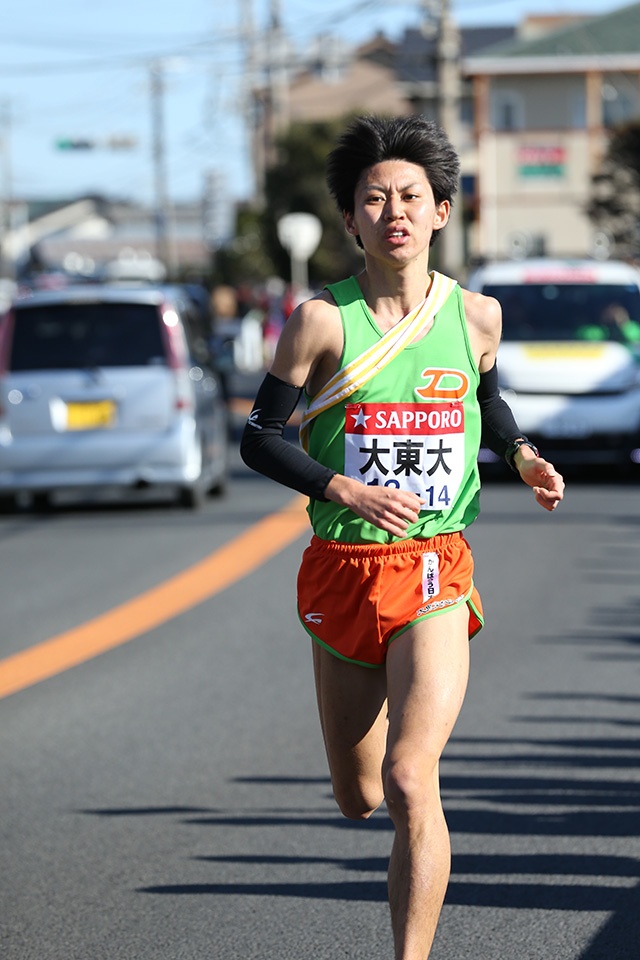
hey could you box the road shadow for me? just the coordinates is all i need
[78,591,640,958]
[126,686,640,954]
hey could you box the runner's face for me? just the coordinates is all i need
[345,160,449,263]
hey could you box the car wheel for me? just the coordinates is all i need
[0,494,17,514]
[178,433,207,509]
[208,473,227,498]
[31,491,53,513]
[178,482,207,509]
[207,441,229,498]
[207,404,230,498]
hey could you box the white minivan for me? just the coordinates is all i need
[0,284,229,509]
[467,258,640,468]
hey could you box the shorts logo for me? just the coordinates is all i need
[417,597,461,617]
[304,612,324,624]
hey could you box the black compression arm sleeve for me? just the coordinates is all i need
[240,372,337,501]
[477,362,523,459]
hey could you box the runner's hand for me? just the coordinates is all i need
[516,455,565,512]
[325,475,425,536]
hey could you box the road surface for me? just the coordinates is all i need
[1,452,639,959]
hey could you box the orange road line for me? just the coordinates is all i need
[0,495,309,701]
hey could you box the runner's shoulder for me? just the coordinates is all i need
[285,291,343,347]
[460,287,502,338]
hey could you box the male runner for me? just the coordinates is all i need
[241,114,564,960]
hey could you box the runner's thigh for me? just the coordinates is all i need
[312,643,388,816]
[385,604,470,761]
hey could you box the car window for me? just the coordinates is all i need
[484,283,640,344]
[10,302,166,370]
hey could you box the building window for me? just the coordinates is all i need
[602,75,639,128]
[570,89,586,128]
[460,96,474,127]
[492,91,524,131]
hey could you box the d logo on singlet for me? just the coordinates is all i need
[414,367,470,402]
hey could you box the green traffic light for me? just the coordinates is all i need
[55,138,94,150]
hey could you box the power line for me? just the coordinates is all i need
[1,29,220,50]
[0,33,245,78]
[0,0,423,79]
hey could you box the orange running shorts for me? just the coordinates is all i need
[297,532,483,667]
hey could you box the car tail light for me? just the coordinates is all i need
[160,307,187,367]
[160,304,194,412]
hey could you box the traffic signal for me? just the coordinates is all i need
[106,136,137,150]
[55,138,95,150]
[54,137,137,151]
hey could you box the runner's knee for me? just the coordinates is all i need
[332,776,384,821]
[383,753,440,820]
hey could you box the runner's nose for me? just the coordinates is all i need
[385,197,404,220]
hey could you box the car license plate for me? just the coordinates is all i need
[543,416,591,438]
[523,344,605,360]
[65,400,116,430]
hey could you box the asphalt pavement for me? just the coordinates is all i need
[1,410,639,960]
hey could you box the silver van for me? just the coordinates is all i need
[467,258,640,468]
[0,284,229,508]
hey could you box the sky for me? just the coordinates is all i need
[0,0,629,223]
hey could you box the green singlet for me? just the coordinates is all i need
[306,276,482,544]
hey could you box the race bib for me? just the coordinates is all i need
[344,402,466,512]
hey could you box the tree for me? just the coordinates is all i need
[215,117,364,290]
[263,117,364,286]
[588,121,640,260]
[213,203,277,289]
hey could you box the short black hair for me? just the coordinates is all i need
[326,114,460,216]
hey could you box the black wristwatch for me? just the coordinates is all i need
[505,437,539,473]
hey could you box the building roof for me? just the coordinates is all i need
[471,0,640,58]
[395,25,516,83]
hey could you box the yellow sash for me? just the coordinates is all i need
[299,271,458,451]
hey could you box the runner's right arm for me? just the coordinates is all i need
[241,298,425,537]
[240,371,337,501]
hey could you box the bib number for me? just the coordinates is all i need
[344,402,466,511]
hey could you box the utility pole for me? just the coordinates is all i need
[241,0,289,206]
[263,0,288,175]
[0,99,13,277]
[240,0,263,203]
[430,0,465,275]
[150,61,171,272]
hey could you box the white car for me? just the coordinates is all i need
[0,284,229,509]
[467,258,640,467]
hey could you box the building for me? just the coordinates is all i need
[252,21,516,272]
[252,24,515,183]
[254,4,640,266]
[1,197,211,282]
[463,1,640,261]
[6,6,639,281]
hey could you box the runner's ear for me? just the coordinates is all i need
[433,200,450,229]
[344,211,358,237]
